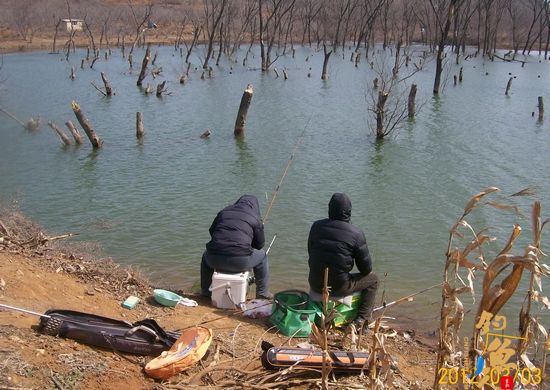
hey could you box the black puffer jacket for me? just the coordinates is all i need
[206,195,265,256]
[308,193,373,293]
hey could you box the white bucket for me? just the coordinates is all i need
[209,271,249,309]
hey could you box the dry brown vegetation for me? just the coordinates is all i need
[434,187,549,389]
[0,0,549,56]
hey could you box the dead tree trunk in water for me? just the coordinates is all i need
[433,0,459,95]
[65,120,82,144]
[505,77,513,96]
[71,101,103,148]
[137,44,151,86]
[203,0,227,69]
[408,84,417,118]
[156,81,167,97]
[48,121,71,146]
[321,44,332,80]
[101,72,112,96]
[538,96,544,121]
[51,18,62,53]
[376,91,389,139]
[234,84,253,137]
[136,112,144,139]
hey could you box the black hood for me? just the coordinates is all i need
[328,193,352,222]
[234,194,261,216]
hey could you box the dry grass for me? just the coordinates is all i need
[434,187,549,389]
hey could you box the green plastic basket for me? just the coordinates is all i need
[271,290,319,338]
[153,289,183,307]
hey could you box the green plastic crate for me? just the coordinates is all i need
[271,290,318,337]
[312,292,361,327]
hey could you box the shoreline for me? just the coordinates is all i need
[0,211,437,388]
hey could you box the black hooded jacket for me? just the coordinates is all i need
[206,195,265,257]
[308,193,373,293]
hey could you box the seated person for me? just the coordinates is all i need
[200,195,272,300]
[307,193,378,330]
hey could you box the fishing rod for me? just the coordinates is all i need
[372,282,443,313]
[0,303,50,318]
[265,235,277,255]
[262,116,312,225]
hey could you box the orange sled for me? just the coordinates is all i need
[145,326,213,379]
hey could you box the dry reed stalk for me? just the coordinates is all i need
[321,267,330,390]
[435,188,549,389]
[434,187,499,389]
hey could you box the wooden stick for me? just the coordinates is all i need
[48,121,71,146]
[0,106,26,128]
[71,101,103,148]
[156,80,166,97]
[136,112,144,139]
[100,72,112,96]
[91,82,107,96]
[65,120,82,144]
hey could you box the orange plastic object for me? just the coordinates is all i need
[144,326,213,379]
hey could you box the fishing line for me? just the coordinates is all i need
[262,116,312,225]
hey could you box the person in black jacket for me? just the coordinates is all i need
[308,193,378,329]
[200,195,272,299]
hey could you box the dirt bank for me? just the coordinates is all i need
[0,227,437,389]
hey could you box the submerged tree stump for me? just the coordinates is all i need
[137,44,151,86]
[538,96,544,121]
[408,84,417,118]
[156,81,167,97]
[65,120,82,144]
[234,84,253,137]
[71,101,103,148]
[376,91,389,139]
[100,72,113,96]
[136,112,144,139]
[505,77,513,96]
[321,44,332,81]
[48,121,71,146]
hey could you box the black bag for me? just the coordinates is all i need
[38,309,179,356]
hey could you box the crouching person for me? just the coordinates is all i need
[307,193,378,332]
[200,195,273,300]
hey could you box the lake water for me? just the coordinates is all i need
[1,44,549,331]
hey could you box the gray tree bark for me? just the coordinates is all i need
[71,101,103,148]
[234,84,253,137]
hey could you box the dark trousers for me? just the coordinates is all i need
[332,272,379,321]
[201,249,269,298]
